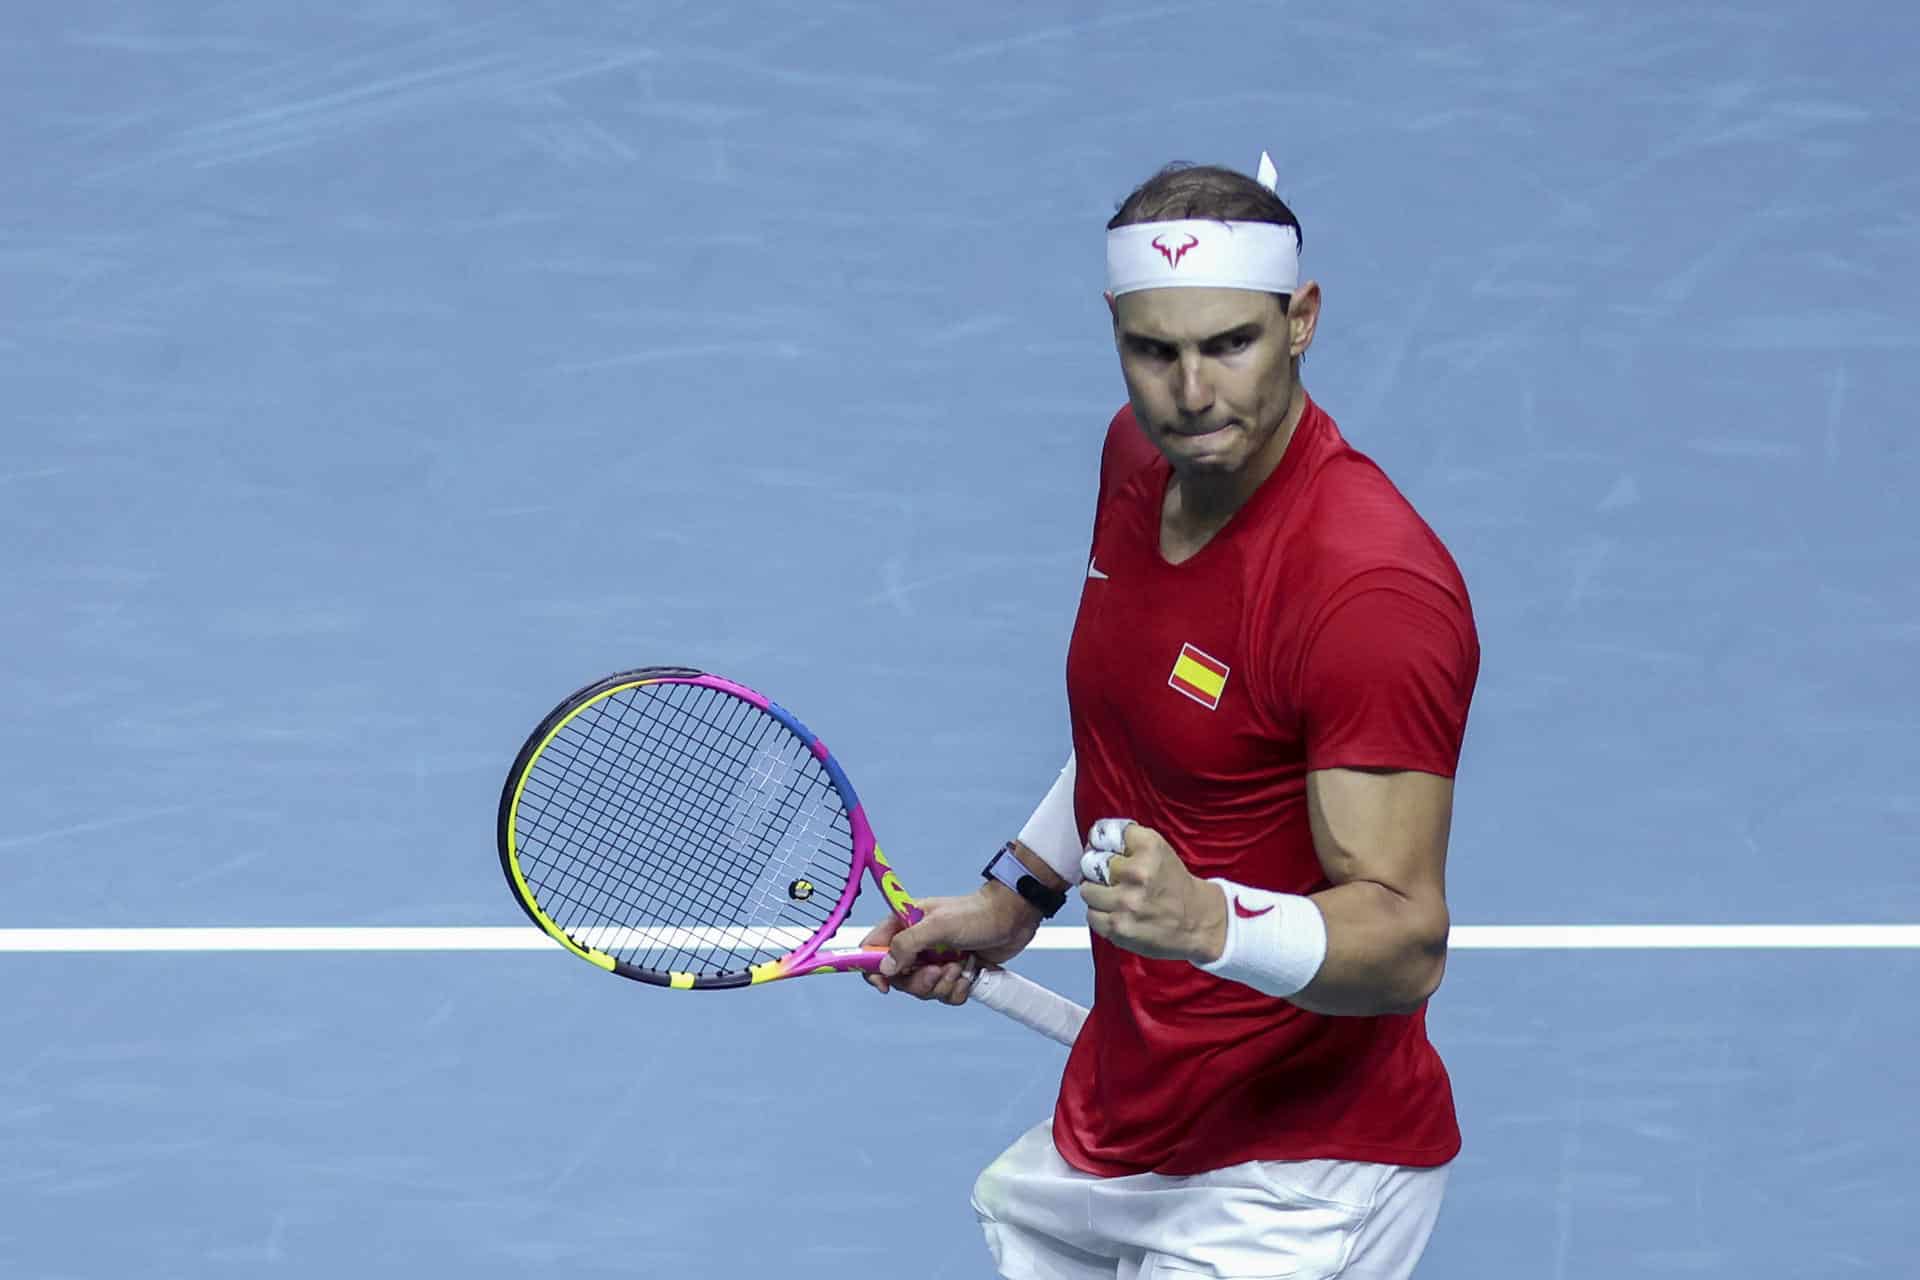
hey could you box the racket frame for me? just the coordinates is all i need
[498,667,931,991]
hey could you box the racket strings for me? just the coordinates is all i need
[519,696,723,929]
[540,689,766,930]
[624,683,847,951]
[591,685,854,972]
[522,701,798,968]
[522,690,782,956]
[514,680,856,977]
[519,707,734,942]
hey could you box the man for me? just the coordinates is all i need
[864,154,1478,1279]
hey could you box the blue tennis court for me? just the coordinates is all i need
[5,2,1916,1276]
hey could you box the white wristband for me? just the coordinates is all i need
[1196,878,1327,999]
[1016,753,1084,885]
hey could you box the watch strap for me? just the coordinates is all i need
[982,841,1067,919]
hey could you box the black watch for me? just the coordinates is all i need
[981,841,1068,919]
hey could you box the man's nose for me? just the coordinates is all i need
[1173,353,1213,416]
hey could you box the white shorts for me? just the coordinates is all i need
[971,1121,1448,1280]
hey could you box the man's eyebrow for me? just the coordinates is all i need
[1120,321,1265,347]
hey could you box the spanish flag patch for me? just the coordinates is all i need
[1167,642,1230,710]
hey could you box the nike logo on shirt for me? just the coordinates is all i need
[1232,898,1274,919]
[1088,559,1109,580]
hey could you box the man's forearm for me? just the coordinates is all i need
[1290,880,1449,1017]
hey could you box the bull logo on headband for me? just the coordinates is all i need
[1151,232,1200,268]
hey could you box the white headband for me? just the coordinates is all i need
[1105,151,1299,297]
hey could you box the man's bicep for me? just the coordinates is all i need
[1305,767,1453,901]
[1294,572,1477,777]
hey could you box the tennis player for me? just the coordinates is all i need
[864,154,1478,1279]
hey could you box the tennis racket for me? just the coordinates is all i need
[497,666,1089,1045]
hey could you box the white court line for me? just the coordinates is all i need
[0,924,1917,953]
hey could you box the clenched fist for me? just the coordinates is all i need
[1079,819,1227,964]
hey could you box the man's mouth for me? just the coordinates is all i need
[1168,420,1237,439]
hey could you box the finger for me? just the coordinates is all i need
[863,972,891,994]
[1085,850,1139,890]
[898,964,951,1000]
[883,919,935,976]
[860,913,906,950]
[934,962,970,1005]
[1081,847,1114,885]
[942,956,979,1007]
[882,906,972,975]
[1085,908,1112,939]
[1089,817,1135,853]
[923,961,966,1004]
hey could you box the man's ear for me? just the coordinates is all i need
[1289,281,1322,358]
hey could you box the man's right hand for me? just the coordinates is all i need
[859,884,1043,1006]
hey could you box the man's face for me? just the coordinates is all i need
[1110,286,1304,479]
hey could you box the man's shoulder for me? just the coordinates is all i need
[1279,423,1469,609]
[1099,403,1160,497]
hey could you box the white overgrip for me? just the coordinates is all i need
[970,967,1087,1046]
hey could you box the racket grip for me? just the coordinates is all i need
[970,967,1087,1047]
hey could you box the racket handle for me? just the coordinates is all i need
[970,967,1087,1046]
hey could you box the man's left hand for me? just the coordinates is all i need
[1079,821,1227,964]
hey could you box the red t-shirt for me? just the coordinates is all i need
[1053,395,1478,1177]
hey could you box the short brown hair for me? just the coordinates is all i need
[1108,163,1303,254]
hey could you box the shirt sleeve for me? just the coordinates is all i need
[1095,407,1157,517]
[1296,569,1478,776]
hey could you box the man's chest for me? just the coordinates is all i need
[1069,515,1306,795]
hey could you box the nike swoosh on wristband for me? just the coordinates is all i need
[1233,898,1274,919]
